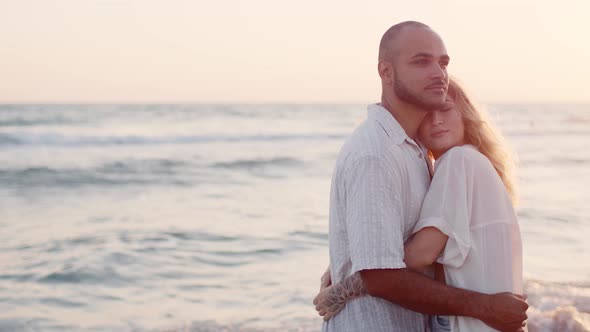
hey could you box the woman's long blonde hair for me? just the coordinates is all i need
[445,78,518,204]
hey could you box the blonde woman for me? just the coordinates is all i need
[314,79,525,332]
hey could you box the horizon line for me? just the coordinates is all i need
[2,100,590,106]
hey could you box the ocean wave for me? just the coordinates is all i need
[0,117,81,127]
[210,157,304,170]
[504,129,590,138]
[0,165,194,188]
[0,155,307,188]
[119,229,325,268]
[165,280,590,332]
[0,157,213,187]
[39,297,86,308]
[520,158,590,167]
[2,129,585,148]
[191,234,286,267]
[288,230,329,247]
[0,132,347,147]
[3,228,589,331]
[96,159,192,174]
[38,266,131,286]
[0,104,351,123]
[526,279,590,331]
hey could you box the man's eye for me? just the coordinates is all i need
[414,59,428,65]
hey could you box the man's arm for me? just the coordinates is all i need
[314,227,445,321]
[313,226,446,319]
[362,268,528,332]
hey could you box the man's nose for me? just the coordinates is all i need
[430,64,447,81]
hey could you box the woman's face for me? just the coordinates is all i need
[418,98,466,159]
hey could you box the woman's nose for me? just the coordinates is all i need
[431,112,443,126]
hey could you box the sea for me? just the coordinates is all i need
[0,103,588,332]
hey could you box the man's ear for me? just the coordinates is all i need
[378,60,393,85]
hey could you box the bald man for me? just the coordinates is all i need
[315,21,528,331]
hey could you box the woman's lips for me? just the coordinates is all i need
[430,129,449,138]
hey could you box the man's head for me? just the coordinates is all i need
[378,21,450,111]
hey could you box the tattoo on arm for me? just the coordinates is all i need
[324,272,368,311]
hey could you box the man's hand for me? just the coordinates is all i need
[479,292,528,332]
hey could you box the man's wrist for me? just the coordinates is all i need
[467,293,492,320]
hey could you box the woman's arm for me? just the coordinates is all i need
[403,226,449,273]
[319,265,331,291]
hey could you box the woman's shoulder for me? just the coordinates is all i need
[437,145,492,170]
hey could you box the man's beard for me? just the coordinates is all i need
[394,74,445,111]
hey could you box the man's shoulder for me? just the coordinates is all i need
[336,127,404,173]
[340,119,404,159]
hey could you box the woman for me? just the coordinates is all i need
[313,78,524,331]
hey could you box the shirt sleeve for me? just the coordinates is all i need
[413,148,472,268]
[345,155,406,274]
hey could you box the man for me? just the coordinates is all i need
[314,21,528,331]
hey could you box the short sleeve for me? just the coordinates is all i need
[345,156,406,274]
[413,148,472,268]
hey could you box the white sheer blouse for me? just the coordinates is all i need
[413,145,523,332]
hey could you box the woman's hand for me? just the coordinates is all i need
[313,284,345,321]
[314,266,342,321]
[320,266,332,291]
[313,271,368,321]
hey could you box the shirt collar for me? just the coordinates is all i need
[367,103,410,145]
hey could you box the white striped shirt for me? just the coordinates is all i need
[323,104,431,332]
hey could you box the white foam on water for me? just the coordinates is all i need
[526,279,590,332]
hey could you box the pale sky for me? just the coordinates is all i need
[1,0,589,103]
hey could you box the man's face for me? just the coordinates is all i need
[390,28,450,111]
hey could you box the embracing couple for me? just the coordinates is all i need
[313,21,528,332]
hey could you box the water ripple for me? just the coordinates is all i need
[38,266,131,286]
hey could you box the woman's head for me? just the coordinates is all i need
[417,96,465,159]
[419,78,518,203]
